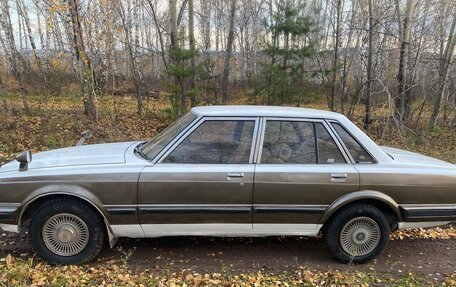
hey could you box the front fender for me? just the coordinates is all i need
[17,184,118,247]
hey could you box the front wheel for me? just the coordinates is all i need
[29,198,105,265]
[324,204,390,264]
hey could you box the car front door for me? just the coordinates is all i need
[252,118,360,235]
[138,117,259,236]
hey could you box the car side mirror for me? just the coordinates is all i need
[16,150,32,172]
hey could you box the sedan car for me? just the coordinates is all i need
[0,106,454,264]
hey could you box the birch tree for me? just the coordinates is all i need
[221,0,237,104]
[429,12,456,127]
[395,0,417,123]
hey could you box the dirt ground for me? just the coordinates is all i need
[1,228,455,277]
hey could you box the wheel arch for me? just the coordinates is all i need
[320,190,402,227]
[18,186,117,246]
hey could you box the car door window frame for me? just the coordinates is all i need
[148,114,202,164]
[157,117,260,164]
[326,120,378,164]
[256,117,352,164]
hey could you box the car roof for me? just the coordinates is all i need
[191,105,345,120]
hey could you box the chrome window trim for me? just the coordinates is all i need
[257,117,351,164]
[326,120,379,164]
[156,117,260,164]
[320,121,352,164]
[255,117,266,163]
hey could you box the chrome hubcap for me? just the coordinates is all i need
[339,217,380,256]
[42,213,89,256]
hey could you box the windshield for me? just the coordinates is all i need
[140,112,198,160]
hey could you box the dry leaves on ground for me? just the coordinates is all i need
[0,255,454,287]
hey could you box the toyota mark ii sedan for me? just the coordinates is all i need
[0,106,455,265]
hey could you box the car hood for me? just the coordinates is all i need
[381,146,455,168]
[0,141,139,172]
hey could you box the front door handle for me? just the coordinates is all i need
[331,173,347,182]
[227,172,244,179]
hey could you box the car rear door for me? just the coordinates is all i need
[138,117,259,236]
[252,118,360,235]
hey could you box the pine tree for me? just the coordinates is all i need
[252,0,314,105]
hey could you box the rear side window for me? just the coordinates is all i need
[262,121,316,164]
[261,121,346,164]
[331,123,374,163]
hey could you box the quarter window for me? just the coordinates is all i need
[315,123,345,164]
[164,120,255,164]
[331,123,374,163]
[261,121,346,164]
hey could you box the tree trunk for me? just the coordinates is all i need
[67,0,97,120]
[0,0,29,113]
[429,13,456,127]
[221,0,237,104]
[116,0,142,115]
[188,0,196,106]
[330,0,342,111]
[0,74,7,112]
[169,0,185,116]
[395,0,417,123]
[364,0,374,129]
[17,0,43,70]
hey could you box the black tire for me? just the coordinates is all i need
[29,198,105,265]
[324,203,390,264]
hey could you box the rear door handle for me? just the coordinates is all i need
[331,173,347,182]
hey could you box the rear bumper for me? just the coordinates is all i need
[0,203,21,224]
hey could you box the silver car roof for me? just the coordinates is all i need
[191,105,344,120]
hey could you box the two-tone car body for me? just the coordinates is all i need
[0,106,455,264]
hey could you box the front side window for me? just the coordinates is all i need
[261,121,346,164]
[331,122,374,163]
[164,120,255,164]
[140,112,198,160]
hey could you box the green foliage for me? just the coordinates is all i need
[166,46,213,120]
[251,0,315,105]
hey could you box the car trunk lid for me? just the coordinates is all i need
[380,146,455,168]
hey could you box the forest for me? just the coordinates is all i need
[1,0,455,164]
[0,0,454,121]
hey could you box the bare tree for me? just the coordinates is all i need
[115,0,143,115]
[66,0,98,120]
[221,0,237,104]
[0,0,29,113]
[429,12,456,127]
[395,0,417,123]
[188,0,196,106]
[364,0,374,129]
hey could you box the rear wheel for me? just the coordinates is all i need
[324,204,390,264]
[29,198,105,265]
